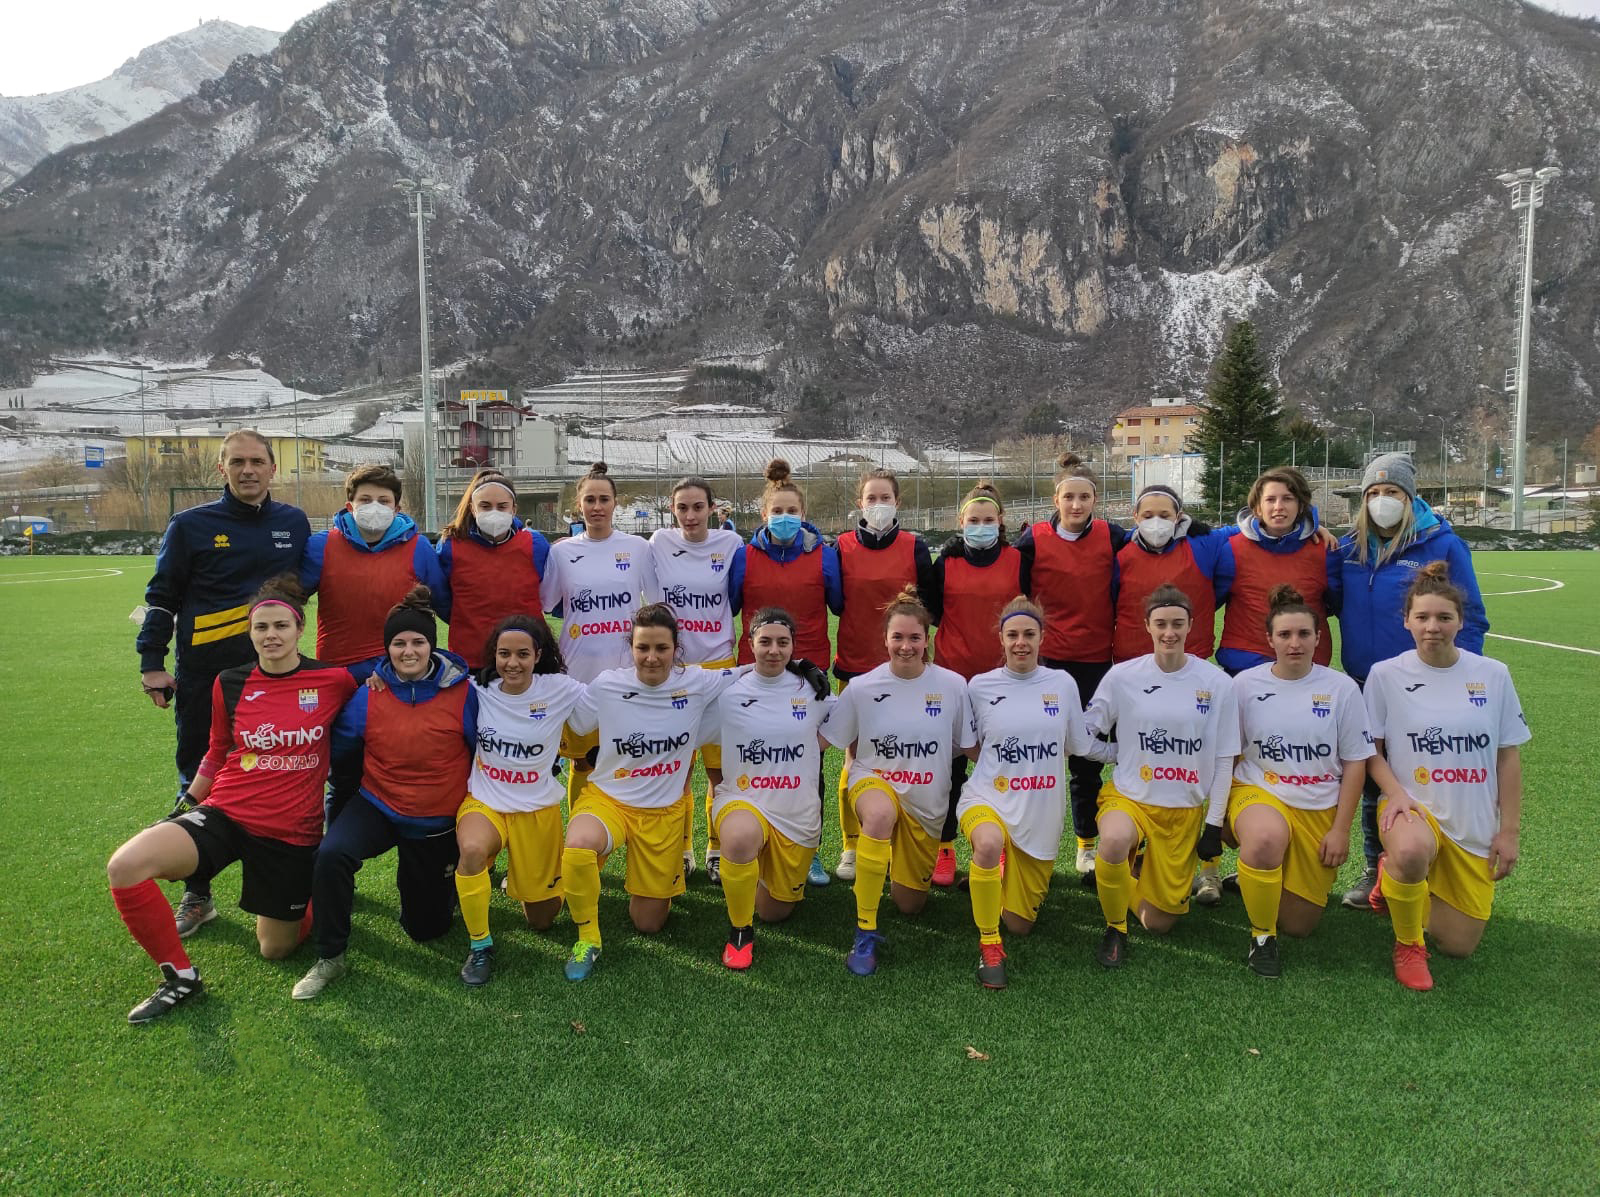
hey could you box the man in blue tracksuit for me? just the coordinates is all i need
[136,430,310,930]
[1332,452,1488,905]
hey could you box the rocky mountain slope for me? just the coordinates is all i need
[1,0,1595,448]
[0,20,281,189]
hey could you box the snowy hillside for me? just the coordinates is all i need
[0,20,280,188]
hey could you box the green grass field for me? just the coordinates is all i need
[1,551,1596,1195]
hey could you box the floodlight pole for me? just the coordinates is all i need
[1496,166,1560,532]
[397,178,441,533]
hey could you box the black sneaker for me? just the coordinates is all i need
[1096,926,1129,970]
[1247,934,1282,979]
[460,944,495,987]
[1222,871,1241,895]
[977,942,1008,989]
[127,964,203,1024]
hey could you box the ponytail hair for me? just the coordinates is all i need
[881,584,932,635]
[1054,452,1098,493]
[761,457,806,515]
[579,460,617,498]
[1264,583,1316,637]
[998,594,1044,635]
[1403,561,1465,619]
[960,478,1006,540]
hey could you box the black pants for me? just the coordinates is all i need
[312,796,457,959]
[940,754,969,844]
[1041,658,1113,842]
[174,666,222,898]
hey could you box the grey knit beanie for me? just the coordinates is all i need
[1361,452,1417,499]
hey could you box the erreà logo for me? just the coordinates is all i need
[213,533,230,548]
[1466,682,1487,707]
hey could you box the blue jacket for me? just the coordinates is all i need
[138,486,310,675]
[1216,508,1342,674]
[298,509,447,608]
[434,517,551,624]
[332,650,479,834]
[745,521,843,615]
[1334,502,1488,682]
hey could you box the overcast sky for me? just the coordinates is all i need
[3,0,1598,97]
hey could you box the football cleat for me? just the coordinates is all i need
[127,964,203,1024]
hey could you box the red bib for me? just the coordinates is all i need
[1027,519,1115,662]
[835,531,916,674]
[446,530,542,668]
[1114,540,1216,662]
[740,545,831,666]
[315,528,422,665]
[363,684,472,819]
[933,548,1022,679]
[1220,536,1333,665]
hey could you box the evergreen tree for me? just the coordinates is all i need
[1187,321,1288,518]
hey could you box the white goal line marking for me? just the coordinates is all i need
[1477,573,1565,596]
[0,567,124,585]
[1486,633,1600,658]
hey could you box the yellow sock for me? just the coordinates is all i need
[721,856,758,928]
[1236,860,1282,938]
[565,759,592,808]
[839,775,860,852]
[1076,836,1095,852]
[852,834,892,930]
[968,861,1003,945]
[704,789,719,854]
[1096,854,1133,933]
[562,846,602,947]
[455,866,492,945]
[1383,871,1429,947]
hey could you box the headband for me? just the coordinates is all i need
[1000,609,1043,629]
[1056,472,1098,493]
[1136,484,1183,511]
[472,476,516,499]
[384,604,437,652]
[960,495,1002,514]
[249,597,303,624]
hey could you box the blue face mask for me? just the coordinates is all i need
[962,523,999,550]
[767,513,802,541]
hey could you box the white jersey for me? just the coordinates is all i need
[1086,654,1240,809]
[706,668,835,848]
[649,528,743,665]
[1365,649,1530,858]
[821,662,976,839]
[542,530,658,683]
[568,664,733,809]
[961,666,1089,862]
[469,674,589,813]
[1233,664,1374,811]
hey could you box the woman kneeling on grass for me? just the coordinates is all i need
[703,608,835,969]
[293,586,478,1000]
[1082,584,1239,969]
[107,578,357,1023]
[558,605,734,981]
[820,587,975,977]
[958,596,1089,989]
[1362,562,1529,992]
[1226,584,1373,979]
[453,615,589,987]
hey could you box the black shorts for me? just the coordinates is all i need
[169,805,315,922]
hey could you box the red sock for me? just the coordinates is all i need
[298,901,314,946]
[112,881,192,973]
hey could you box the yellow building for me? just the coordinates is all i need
[124,430,328,478]
[1109,397,1201,467]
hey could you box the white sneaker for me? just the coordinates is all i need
[292,954,348,1000]
[1193,863,1223,907]
[683,849,697,879]
[834,849,857,882]
[1074,844,1097,874]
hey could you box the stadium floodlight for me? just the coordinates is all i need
[395,177,442,533]
[1497,165,1560,532]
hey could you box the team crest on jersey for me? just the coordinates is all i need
[710,553,726,573]
[1311,694,1332,719]
[1194,689,1212,714]
[297,688,319,712]
[1466,682,1487,707]
[528,701,548,720]
[671,689,689,710]
[213,533,230,549]
[791,697,808,721]
[614,552,631,572]
[1042,693,1060,716]
[925,693,943,716]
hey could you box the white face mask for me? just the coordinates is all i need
[476,509,514,540]
[1137,516,1176,548]
[352,502,395,536]
[863,503,897,533]
[1366,495,1406,528]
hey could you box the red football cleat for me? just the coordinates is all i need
[931,847,958,888]
[1392,941,1433,991]
[1369,854,1390,915]
[722,925,754,971]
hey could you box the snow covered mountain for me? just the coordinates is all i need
[0,20,280,188]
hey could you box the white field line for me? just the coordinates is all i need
[1477,573,1565,596]
[1486,633,1600,658]
[0,567,124,584]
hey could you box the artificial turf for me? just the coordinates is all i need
[0,551,1595,1195]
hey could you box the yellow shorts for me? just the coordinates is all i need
[713,801,811,905]
[959,805,1054,923]
[571,783,688,900]
[1226,785,1338,907]
[848,777,940,892]
[1097,783,1204,916]
[456,795,564,904]
[560,725,599,764]
[1378,798,1495,921]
